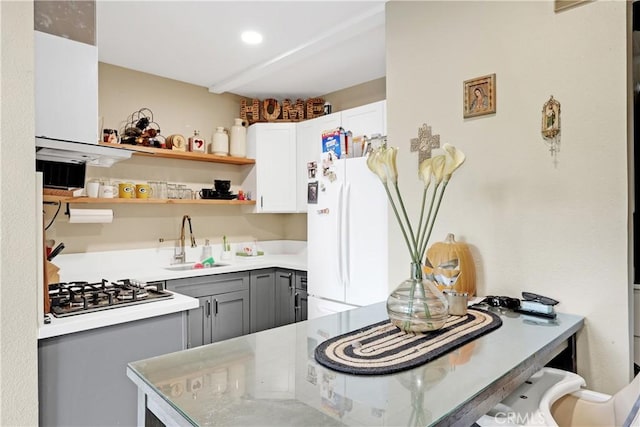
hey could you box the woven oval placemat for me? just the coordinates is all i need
[314,308,502,375]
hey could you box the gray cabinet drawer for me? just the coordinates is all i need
[167,272,249,298]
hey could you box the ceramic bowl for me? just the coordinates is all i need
[214,180,231,193]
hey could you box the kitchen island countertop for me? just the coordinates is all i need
[40,241,306,339]
[127,302,584,426]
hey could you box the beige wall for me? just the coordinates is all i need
[0,1,39,424]
[323,77,386,112]
[387,1,630,392]
[46,64,306,253]
[46,64,384,253]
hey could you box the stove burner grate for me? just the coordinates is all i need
[48,279,172,317]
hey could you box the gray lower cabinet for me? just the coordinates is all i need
[275,269,296,327]
[38,312,185,427]
[250,268,304,333]
[167,272,250,348]
[250,269,276,333]
[294,271,308,322]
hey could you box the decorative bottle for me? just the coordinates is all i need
[189,130,205,153]
[211,127,229,156]
[229,118,247,158]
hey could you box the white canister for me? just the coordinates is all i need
[229,118,247,158]
[211,127,229,156]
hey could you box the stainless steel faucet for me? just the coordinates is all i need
[174,214,197,263]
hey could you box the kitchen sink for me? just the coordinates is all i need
[164,263,229,271]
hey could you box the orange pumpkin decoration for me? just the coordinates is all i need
[426,233,476,296]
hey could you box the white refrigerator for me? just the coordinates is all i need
[307,157,388,319]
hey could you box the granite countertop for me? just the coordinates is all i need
[39,240,307,339]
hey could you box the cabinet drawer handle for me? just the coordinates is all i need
[288,272,293,292]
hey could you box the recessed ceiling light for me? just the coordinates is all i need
[241,31,263,45]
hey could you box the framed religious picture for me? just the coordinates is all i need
[541,95,560,139]
[463,74,496,118]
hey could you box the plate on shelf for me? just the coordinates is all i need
[212,192,237,200]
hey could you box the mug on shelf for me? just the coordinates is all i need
[99,180,117,198]
[85,180,100,198]
[135,183,153,199]
[199,188,216,199]
[118,182,135,199]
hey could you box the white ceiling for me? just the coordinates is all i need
[96,1,386,99]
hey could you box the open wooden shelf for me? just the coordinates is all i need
[43,195,256,206]
[99,142,255,165]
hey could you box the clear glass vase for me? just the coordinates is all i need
[387,262,449,333]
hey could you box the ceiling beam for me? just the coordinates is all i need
[208,3,385,95]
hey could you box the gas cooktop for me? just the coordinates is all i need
[48,279,173,318]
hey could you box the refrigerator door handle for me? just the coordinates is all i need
[337,183,344,286]
[344,183,351,287]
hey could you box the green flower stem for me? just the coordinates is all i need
[383,183,415,260]
[419,182,448,258]
[414,187,428,256]
[404,262,431,331]
[393,182,418,259]
[417,182,440,261]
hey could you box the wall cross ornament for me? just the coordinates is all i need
[410,124,441,166]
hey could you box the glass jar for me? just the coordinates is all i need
[157,181,168,199]
[177,184,187,199]
[167,183,178,199]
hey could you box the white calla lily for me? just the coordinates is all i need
[365,133,465,291]
[419,158,433,188]
[381,146,399,184]
[443,143,466,182]
[366,149,387,183]
[431,155,446,184]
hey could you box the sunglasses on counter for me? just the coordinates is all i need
[521,291,559,306]
[480,296,521,310]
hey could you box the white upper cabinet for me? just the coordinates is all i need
[245,123,297,213]
[340,100,386,138]
[296,114,342,212]
[35,31,98,144]
[245,101,386,214]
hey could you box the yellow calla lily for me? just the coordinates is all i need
[443,143,466,182]
[419,158,433,188]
